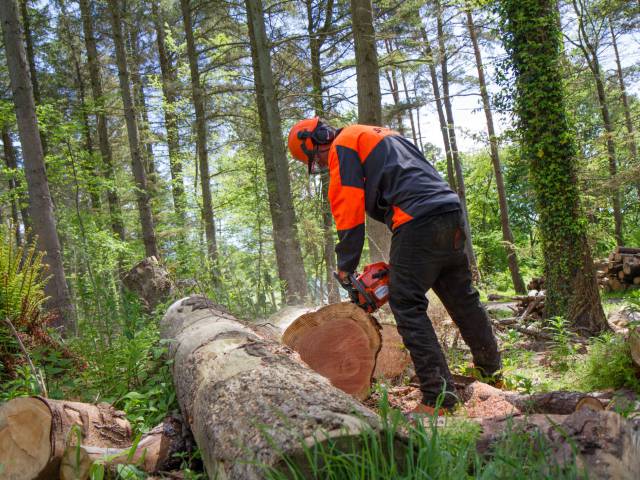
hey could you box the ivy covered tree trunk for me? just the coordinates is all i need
[109,0,159,259]
[466,8,526,294]
[180,0,219,274]
[245,0,308,304]
[350,0,391,264]
[1,0,76,334]
[79,0,125,242]
[497,0,606,334]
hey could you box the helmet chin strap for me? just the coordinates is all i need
[297,120,334,175]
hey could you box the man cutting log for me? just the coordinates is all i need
[288,118,502,414]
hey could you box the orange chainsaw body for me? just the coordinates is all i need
[350,262,390,313]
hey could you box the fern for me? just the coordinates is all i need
[0,224,48,381]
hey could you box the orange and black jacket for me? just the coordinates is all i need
[328,125,460,272]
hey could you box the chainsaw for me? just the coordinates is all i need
[334,262,390,313]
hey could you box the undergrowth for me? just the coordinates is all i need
[262,394,581,480]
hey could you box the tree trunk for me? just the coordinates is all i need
[420,26,455,189]
[2,126,30,238]
[59,415,189,480]
[436,0,479,277]
[78,0,125,242]
[160,296,392,479]
[18,0,47,156]
[466,8,525,293]
[108,0,159,259]
[152,0,187,226]
[0,397,132,480]
[121,256,174,312]
[350,0,391,264]
[476,409,640,479]
[1,0,76,334]
[609,18,640,199]
[245,0,308,304]
[180,0,218,274]
[305,0,339,303]
[56,0,101,212]
[399,68,419,147]
[127,15,157,183]
[498,0,606,334]
[572,0,622,245]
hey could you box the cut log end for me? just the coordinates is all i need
[0,397,52,480]
[282,303,381,400]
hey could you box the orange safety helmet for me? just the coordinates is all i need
[288,117,320,163]
[288,117,337,173]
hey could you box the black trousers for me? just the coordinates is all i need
[388,209,501,408]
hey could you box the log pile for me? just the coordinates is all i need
[601,246,640,292]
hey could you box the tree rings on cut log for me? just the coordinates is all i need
[0,397,131,480]
[373,323,412,380]
[282,302,381,399]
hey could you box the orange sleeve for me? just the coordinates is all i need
[328,144,365,272]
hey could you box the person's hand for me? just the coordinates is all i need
[336,270,351,284]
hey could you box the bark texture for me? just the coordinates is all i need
[180,0,219,273]
[108,0,159,258]
[466,9,525,293]
[0,0,76,334]
[0,397,131,480]
[59,415,190,480]
[78,0,125,241]
[122,256,174,311]
[161,296,388,479]
[476,409,640,479]
[350,0,391,264]
[245,0,308,303]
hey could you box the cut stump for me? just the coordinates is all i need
[282,302,382,399]
[0,397,131,480]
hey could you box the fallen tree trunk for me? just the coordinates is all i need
[0,397,131,480]
[59,415,190,480]
[476,409,640,479]
[160,296,396,479]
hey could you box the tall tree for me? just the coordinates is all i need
[304,0,339,303]
[152,0,187,226]
[609,18,638,193]
[466,7,526,293]
[497,0,606,333]
[420,25,455,188]
[0,0,76,333]
[180,0,218,273]
[570,0,623,245]
[18,0,47,156]
[350,0,391,264]
[245,0,308,304]
[78,0,125,241]
[108,0,159,259]
[2,127,25,244]
[436,0,478,276]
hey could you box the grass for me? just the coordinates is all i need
[262,394,582,480]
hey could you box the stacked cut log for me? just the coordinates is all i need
[514,290,545,321]
[601,246,640,292]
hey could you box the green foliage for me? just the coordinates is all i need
[574,332,640,393]
[262,393,580,479]
[545,316,581,371]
